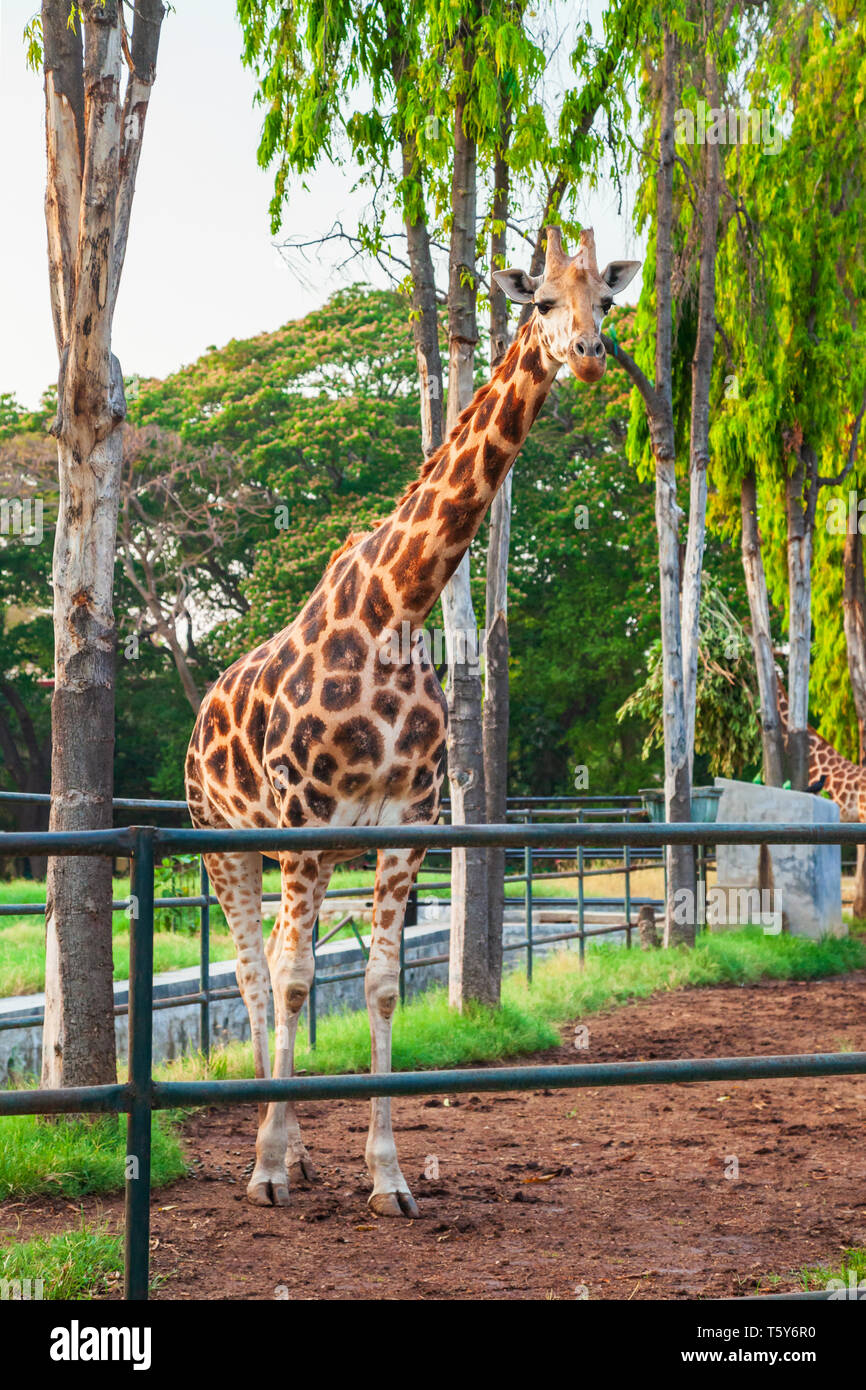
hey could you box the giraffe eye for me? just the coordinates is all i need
[535,299,555,316]
[599,298,613,315]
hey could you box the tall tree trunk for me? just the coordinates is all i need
[740,468,785,784]
[442,48,491,1009]
[681,16,720,779]
[843,523,866,916]
[399,128,443,457]
[785,456,814,791]
[653,27,695,946]
[482,120,511,1003]
[41,0,164,1088]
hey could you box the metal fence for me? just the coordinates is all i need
[0,790,683,1052]
[1,817,865,1301]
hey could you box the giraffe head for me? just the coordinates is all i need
[493,226,640,383]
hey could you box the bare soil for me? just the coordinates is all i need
[4,973,866,1300]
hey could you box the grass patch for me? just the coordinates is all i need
[162,925,866,1084]
[799,1247,866,1294]
[0,1113,187,1201]
[0,1223,122,1300]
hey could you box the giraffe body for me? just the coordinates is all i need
[776,677,866,821]
[184,227,640,1213]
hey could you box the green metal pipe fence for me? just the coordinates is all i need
[0,793,669,1050]
[1,817,865,1301]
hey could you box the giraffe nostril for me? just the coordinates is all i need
[576,341,586,355]
[594,340,604,357]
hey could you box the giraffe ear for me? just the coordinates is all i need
[600,260,641,296]
[493,268,541,304]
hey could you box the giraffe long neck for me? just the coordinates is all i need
[330,317,559,633]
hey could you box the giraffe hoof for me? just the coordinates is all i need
[288,1155,317,1185]
[247,1177,290,1207]
[369,1190,420,1219]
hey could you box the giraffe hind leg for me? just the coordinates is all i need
[247,851,332,1207]
[201,850,270,1123]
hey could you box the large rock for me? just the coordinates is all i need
[712,778,844,939]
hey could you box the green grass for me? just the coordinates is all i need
[162,925,866,1083]
[0,1223,123,1300]
[0,1112,187,1200]
[798,1247,866,1294]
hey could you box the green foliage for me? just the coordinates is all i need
[618,583,762,778]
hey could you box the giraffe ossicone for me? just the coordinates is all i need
[185,225,640,1214]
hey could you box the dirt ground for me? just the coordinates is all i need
[5,972,866,1300]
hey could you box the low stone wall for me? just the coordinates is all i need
[0,907,626,1084]
[713,778,844,939]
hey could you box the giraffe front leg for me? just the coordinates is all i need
[365,848,424,1218]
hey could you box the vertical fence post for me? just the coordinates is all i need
[524,811,533,983]
[624,807,632,950]
[577,809,585,968]
[199,857,210,1061]
[309,915,318,1051]
[124,826,155,1302]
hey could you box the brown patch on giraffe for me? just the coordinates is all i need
[322,629,366,671]
[285,794,305,827]
[360,527,390,569]
[412,764,435,792]
[338,771,370,795]
[496,381,526,444]
[394,665,416,694]
[258,640,298,698]
[372,690,402,725]
[301,594,328,646]
[436,492,485,544]
[474,390,498,432]
[396,705,441,756]
[321,675,362,711]
[290,714,326,770]
[334,716,385,766]
[412,490,434,523]
[265,700,292,750]
[379,908,396,929]
[304,784,336,820]
[333,561,361,620]
[311,752,337,785]
[380,530,404,566]
[520,343,547,384]
[385,764,410,793]
[448,448,476,486]
[284,652,315,707]
[359,574,394,638]
[200,700,231,746]
[500,340,521,381]
[481,437,509,487]
[404,789,437,822]
[206,745,229,783]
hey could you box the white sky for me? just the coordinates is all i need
[0,0,644,410]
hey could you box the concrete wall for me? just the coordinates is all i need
[713,778,844,939]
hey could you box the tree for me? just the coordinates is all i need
[604,21,697,945]
[33,0,166,1088]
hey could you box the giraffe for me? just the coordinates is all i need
[775,676,866,818]
[184,226,640,1214]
